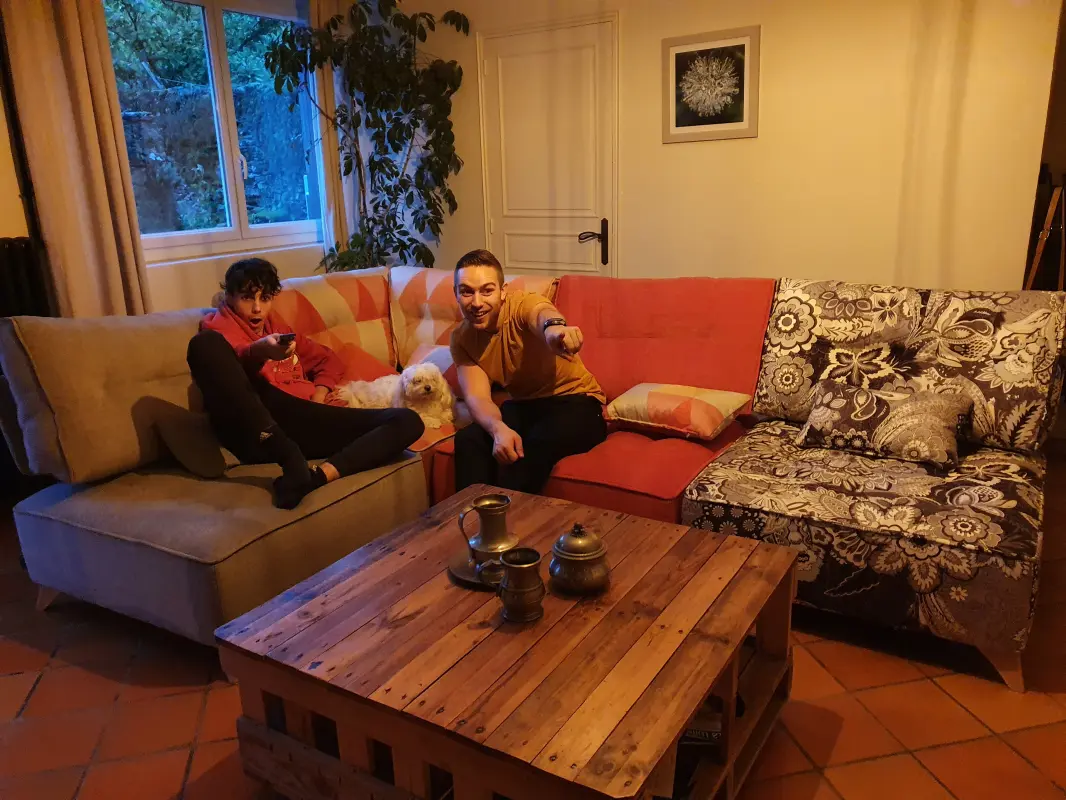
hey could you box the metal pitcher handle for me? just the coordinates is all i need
[458,504,476,560]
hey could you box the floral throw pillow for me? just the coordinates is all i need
[605,383,750,441]
[795,380,973,470]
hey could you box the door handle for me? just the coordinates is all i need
[577,218,608,266]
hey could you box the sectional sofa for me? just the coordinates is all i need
[0,268,1061,692]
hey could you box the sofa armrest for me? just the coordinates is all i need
[0,371,30,475]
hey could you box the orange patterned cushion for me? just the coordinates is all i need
[605,383,750,441]
[389,266,558,367]
[273,269,396,369]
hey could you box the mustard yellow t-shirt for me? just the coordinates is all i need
[450,290,605,403]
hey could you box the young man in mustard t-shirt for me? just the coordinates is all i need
[450,249,607,493]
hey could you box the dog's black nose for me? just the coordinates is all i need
[423,386,432,393]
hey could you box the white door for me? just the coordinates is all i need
[480,19,617,276]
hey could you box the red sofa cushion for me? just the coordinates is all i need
[429,423,745,522]
[544,424,745,522]
[554,276,777,403]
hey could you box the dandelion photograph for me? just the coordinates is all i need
[675,44,746,127]
[663,27,760,143]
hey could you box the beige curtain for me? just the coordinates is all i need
[312,0,353,252]
[1,0,151,317]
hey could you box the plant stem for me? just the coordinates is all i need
[353,134,369,221]
[399,129,418,179]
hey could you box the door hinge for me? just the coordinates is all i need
[489,218,496,234]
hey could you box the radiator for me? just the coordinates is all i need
[0,236,50,317]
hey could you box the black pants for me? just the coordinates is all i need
[187,330,423,477]
[455,394,607,494]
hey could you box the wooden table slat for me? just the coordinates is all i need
[483,527,730,761]
[451,520,712,745]
[263,491,545,665]
[369,508,634,710]
[335,505,626,696]
[582,547,797,796]
[396,512,649,725]
[531,536,760,778]
[216,490,477,646]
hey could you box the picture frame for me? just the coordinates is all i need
[662,26,760,144]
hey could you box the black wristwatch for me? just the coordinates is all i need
[542,317,567,332]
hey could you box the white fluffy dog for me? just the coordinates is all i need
[336,362,456,429]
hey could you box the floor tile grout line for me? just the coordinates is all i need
[11,669,45,719]
[178,683,214,799]
[71,636,141,800]
[818,751,964,800]
[924,671,1000,735]
[849,676,994,750]
[992,722,1066,793]
[931,671,1066,737]
[909,735,1066,798]
[796,642,931,694]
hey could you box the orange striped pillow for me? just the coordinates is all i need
[273,270,395,367]
[605,383,749,441]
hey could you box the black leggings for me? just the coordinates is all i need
[187,330,423,477]
[454,394,607,494]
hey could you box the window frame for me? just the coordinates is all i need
[120,0,326,262]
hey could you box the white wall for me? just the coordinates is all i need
[147,244,324,311]
[417,0,1061,290]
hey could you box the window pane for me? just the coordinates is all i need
[104,0,230,234]
[223,10,321,226]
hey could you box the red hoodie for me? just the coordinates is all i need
[200,304,347,405]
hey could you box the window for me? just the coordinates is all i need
[104,0,322,261]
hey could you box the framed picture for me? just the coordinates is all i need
[662,26,760,144]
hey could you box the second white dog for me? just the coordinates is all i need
[335,362,456,429]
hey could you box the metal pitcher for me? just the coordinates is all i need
[459,493,518,565]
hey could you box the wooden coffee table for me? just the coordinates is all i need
[216,485,796,800]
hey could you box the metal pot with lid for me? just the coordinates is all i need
[549,523,609,595]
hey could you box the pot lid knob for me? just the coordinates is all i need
[553,523,606,559]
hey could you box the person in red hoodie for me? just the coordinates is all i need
[187,258,424,509]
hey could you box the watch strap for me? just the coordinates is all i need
[542,317,567,332]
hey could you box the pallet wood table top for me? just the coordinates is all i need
[217,485,797,799]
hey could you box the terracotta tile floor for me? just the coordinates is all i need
[1,448,1066,799]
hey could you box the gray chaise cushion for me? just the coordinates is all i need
[14,455,428,644]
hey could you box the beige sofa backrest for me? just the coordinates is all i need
[0,310,206,484]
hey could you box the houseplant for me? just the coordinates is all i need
[266,0,469,271]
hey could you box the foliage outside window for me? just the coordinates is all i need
[267,0,469,271]
[104,0,322,254]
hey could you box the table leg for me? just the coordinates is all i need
[755,565,794,659]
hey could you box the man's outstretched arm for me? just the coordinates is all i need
[457,363,523,464]
[524,299,584,356]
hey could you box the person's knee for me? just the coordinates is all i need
[455,421,492,453]
[186,329,228,369]
[389,408,424,445]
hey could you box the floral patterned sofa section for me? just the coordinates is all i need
[752,279,925,423]
[683,279,1066,687]
[681,420,1044,657]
